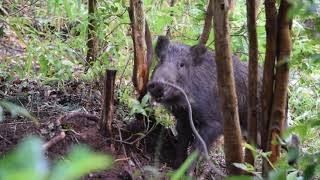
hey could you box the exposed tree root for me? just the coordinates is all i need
[42,112,99,150]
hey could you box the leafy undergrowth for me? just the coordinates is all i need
[0,136,113,180]
[0,78,127,179]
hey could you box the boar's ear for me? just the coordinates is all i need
[155,36,170,58]
[190,44,207,65]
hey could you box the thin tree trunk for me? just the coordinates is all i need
[145,21,153,70]
[213,0,243,175]
[129,0,149,97]
[244,0,259,165]
[199,0,214,45]
[261,0,278,176]
[261,0,277,177]
[128,0,151,129]
[166,0,175,37]
[128,0,137,88]
[86,0,97,64]
[268,0,292,164]
[261,0,277,153]
[100,69,117,152]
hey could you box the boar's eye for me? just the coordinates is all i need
[179,62,185,68]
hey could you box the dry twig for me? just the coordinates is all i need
[42,112,98,150]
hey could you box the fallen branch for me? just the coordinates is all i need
[57,112,99,122]
[42,112,99,150]
[42,131,66,151]
[113,157,130,163]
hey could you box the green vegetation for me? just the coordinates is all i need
[0,136,112,180]
[0,0,319,179]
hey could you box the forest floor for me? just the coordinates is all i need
[0,24,226,179]
[0,77,174,179]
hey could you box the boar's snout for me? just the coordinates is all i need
[147,82,164,99]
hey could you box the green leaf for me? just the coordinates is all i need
[268,169,287,180]
[287,170,300,180]
[63,0,75,22]
[0,101,38,125]
[303,164,316,180]
[287,147,299,166]
[233,163,252,172]
[141,93,150,106]
[129,98,147,116]
[232,162,263,179]
[286,125,308,141]
[243,143,258,159]
[0,26,4,37]
[39,56,49,75]
[260,151,272,158]
[49,145,113,180]
[25,54,33,76]
[0,136,48,180]
[227,176,253,180]
[170,151,198,180]
[142,165,160,177]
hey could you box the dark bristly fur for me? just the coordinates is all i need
[147,36,262,168]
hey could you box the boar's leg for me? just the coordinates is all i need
[174,118,193,168]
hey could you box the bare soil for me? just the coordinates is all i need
[0,75,179,179]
